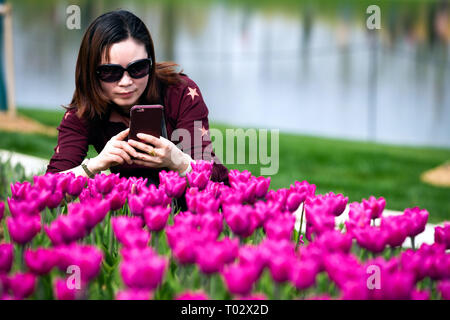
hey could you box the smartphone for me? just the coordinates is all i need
[128,105,163,143]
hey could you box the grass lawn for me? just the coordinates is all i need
[1,106,449,223]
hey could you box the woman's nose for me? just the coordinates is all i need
[118,71,133,86]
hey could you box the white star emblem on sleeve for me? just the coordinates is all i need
[187,87,199,101]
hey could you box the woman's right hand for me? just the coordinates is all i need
[89,128,138,172]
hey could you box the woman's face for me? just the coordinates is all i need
[99,38,149,112]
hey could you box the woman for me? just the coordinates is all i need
[46,10,228,186]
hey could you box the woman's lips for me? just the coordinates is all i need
[117,91,135,98]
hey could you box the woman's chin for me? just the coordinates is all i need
[113,98,138,109]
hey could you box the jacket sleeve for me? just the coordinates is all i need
[171,77,229,184]
[46,109,89,173]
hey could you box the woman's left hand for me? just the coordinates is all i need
[128,133,191,174]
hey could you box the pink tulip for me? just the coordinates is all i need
[217,237,239,264]
[437,280,450,300]
[53,277,83,300]
[228,169,252,185]
[10,181,31,201]
[411,289,430,300]
[25,248,58,275]
[93,173,118,195]
[353,226,388,253]
[186,188,220,214]
[175,291,209,300]
[159,170,187,198]
[314,230,353,254]
[7,198,39,217]
[383,270,415,300]
[290,259,319,290]
[121,229,151,249]
[111,216,144,243]
[120,249,167,290]
[238,245,267,276]
[263,213,295,241]
[340,280,369,300]
[219,186,244,205]
[34,173,58,192]
[9,272,36,299]
[404,207,429,238]
[187,171,209,190]
[55,173,72,194]
[223,204,258,238]
[324,253,365,289]
[362,196,386,220]
[222,263,259,296]
[380,215,409,248]
[55,244,103,282]
[0,201,4,221]
[45,190,65,209]
[434,223,450,249]
[70,199,110,231]
[268,253,295,283]
[191,160,214,175]
[128,194,146,216]
[266,188,288,210]
[345,208,371,237]
[7,214,41,245]
[400,249,427,282]
[0,243,13,273]
[45,214,87,245]
[116,289,152,300]
[143,206,170,232]
[196,241,227,274]
[254,176,271,198]
[199,212,223,237]
[144,184,171,207]
[286,191,303,212]
[106,190,127,211]
[291,180,316,199]
[67,175,87,197]
[304,200,336,241]
[173,238,198,265]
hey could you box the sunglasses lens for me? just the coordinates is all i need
[97,65,123,82]
[128,59,151,79]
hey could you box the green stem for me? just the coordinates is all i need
[411,236,416,251]
[296,203,305,250]
[19,244,25,271]
[273,282,281,300]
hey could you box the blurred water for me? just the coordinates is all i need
[9,0,450,147]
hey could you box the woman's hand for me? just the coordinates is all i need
[89,128,138,172]
[128,133,191,174]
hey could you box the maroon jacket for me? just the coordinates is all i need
[46,74,229,185]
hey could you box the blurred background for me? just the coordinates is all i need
[0,0,449,222]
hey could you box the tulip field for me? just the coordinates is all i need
[0,160,449,300]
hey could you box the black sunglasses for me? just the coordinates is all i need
[96,58,152,83]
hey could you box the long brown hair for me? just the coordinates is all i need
[68,9,183,120]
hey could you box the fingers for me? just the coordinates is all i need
[109,154,125,167]
[110,148,133,165]
[134,151,162,164]
[113,128,130,141]
[128,139,158,155]
[113,140,138,158]
[136,133,165,148]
